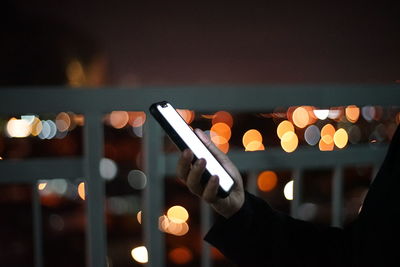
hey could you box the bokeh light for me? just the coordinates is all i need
[131,246,148,264]
[319,138,334,151]
[99,158,118,180]
[242,129,264,151]
[78,182,86,200]
[284,180,294,200]
[6,118,31,138]
[345,105,360,123]
[137,211,142,224]
[333,128,349,149]
[56,112,71,132]
[277,120,294,139]
[313,109,329,120]
[361,106,376,122]
[292,106,309,128]
[128,170,147,190]
[169,247,193,265]
[177,109,195,124]
[110,111,129,129]
[321,124,335,144]
[128,111,146,127]
[280,131,298,153]
[304,125,320,146]
[212,111,233,128]
[167,206,189,223]
[210,122,231,145]
[257,171,278,192]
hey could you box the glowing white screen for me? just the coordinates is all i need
[157,103,234,192]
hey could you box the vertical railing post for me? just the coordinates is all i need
[144,115,165,267]
[201,202,212,267]
[291,168,302,218]
[32,184,43,267]
[331,166,344,227]
[84,112,107,267]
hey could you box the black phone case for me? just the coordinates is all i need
[149,101,231,198]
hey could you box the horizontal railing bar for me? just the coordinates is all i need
[0,84,399,113]
[164,144,388,175]
[0,158,83,183]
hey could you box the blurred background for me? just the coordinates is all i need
[1,0,400,266]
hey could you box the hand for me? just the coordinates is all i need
[176,128,245,218]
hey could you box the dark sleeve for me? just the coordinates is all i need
[204,192,348,267]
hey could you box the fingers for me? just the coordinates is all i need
[176,149,193,182]
[186,158,207,196]
[202,175,219,204]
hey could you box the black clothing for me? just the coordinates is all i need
[205,125,400,267]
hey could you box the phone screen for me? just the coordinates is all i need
[151,102,234,195]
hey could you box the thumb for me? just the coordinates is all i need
[194,128,230,165]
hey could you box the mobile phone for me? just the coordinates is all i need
[149,101,234,198]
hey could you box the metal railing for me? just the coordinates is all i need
[0,84,399,267]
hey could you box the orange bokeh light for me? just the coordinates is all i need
[78,182,86,200]
[321,124,335,144]
[169,247,193,265]
[110,111,129,129]
[292,106,310,128]
[216,142,230,154]
[177,109,195,124]
[210,122,231,145]
[319,138,334,151]
[242,129,263,149]
[345,105,360,123]
[212,111,233,128]
[257,171,278,192]
[128,112,146,127]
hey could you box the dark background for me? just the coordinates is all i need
[6,0,400,86]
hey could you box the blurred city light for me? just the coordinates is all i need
[313,109,329,120]
[212,111,233,127]
[292,106,310,128]
[345,105,360,123]
[334,128,349,148]
[304,125,320,146]
[284,180,294,200]
[131,246,148,264]
[99,158,118,180]
[128,170,147,190]
[243,129,264,151]
[169,247,193,265]
[6,118,31,137]
[257,171,278,192]
[210,122,231,145]
[277,120,294,139]
[78,182,86,200]
[167,206,189,223]
[280,131,298,153]
[110,111,129,129]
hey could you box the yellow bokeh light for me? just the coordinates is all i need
[212,111,233,128]
[257,171,278,192]
[66,59,86,87]
[38,182,47,191]
[292,107,309,128]
[280,131,298,153]
[284,180,294,200]
[167,206,189,224]
[334,128,348,149]
[345,105,360,123]
[78,182,86,200]
[277,120,294,139]
[242,129,263,150]
[110,111,129,129]
[210,122,231,145]
[131,246,148,264]
[31,117,43,136]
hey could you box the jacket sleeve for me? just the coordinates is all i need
[204,192,349,267]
